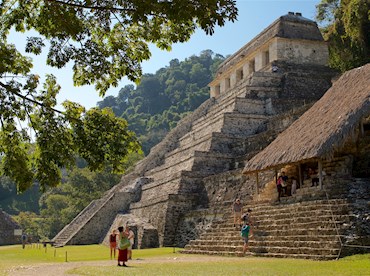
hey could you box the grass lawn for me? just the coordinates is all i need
[0,244,369,276]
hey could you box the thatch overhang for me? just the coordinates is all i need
[243,63,370,175]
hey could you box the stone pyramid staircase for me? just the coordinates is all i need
[129,72,292,245]
[52,63,334,248]
[52,191,115,246]
[52,72,283,247]
[182,198,350,260]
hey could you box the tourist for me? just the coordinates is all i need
[291,177,297,195]
[309,168,319,187]
[21,233,27,249]
[126,226,135,260]
[281,171,289,195]
[276,174,283,201]
[232,198,243,228]
[117,226,129,267]
[241,209,253,226]
[109,229,118,259]
[240,221,253,256]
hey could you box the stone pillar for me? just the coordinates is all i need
[220,79,226,94]
[255,51,263,71]
[269,39,278,62]
[230,71,237,88]
[243,63,250,78]
[210,86,220,98]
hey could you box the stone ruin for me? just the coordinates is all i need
[53,13,370,259]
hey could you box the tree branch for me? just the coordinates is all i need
[47,0,136,13]
[0,81,64,115]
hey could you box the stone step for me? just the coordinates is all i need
[181,249,338,260]
[215,213,348,225]
[184,244,340,256]
[146,150,241,184]
[221,206,349,222]
[210,221,348,233]
[250,252,338,260]
[191,97,257,128]
[239,201,348,213]
[199,228,339,239]
[186,112,267,143]
[220,113,268,135]
[192,234,342,243]
[174,133,214,157]
[252,234,343,242]
[189,239,340,248]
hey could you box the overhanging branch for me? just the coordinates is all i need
[47,0,136,12]
[0,81,64,115]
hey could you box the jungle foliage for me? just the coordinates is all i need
[97,50,225,154]
[316,0,370,71]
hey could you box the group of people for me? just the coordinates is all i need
[276,171,300,201]
[275,168,324,201]
[232,199,254,256]
[109,224,135,267]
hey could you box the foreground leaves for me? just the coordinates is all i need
[0,0,237,192]
[0,74,140,192]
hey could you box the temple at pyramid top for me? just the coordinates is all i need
[209,12,328,97]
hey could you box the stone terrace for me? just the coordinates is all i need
[182,197,350,260]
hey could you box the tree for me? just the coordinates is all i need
[2,0,237,94]
[316,0,370,71]
[38,167,123,238]
[0,0,237,192]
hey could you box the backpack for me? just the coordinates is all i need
[240,225,250,237]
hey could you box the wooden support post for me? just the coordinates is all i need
[274,169,278,183]
[255,172,259,195]
[298,163,302,187]
[318,159,323,190]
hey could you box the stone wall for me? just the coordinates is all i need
[102,213,159,249]
[342,178,370,255]
[274,38,328,65]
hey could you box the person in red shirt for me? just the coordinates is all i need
[109,230,118,259]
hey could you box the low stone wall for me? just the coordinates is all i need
[341,178,370,256]
[175,208,224,248]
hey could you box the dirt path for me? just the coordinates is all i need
[6,255,237,276]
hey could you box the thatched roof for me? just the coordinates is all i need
[243,63,370,174]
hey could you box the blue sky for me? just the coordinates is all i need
[9,0,321,109]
